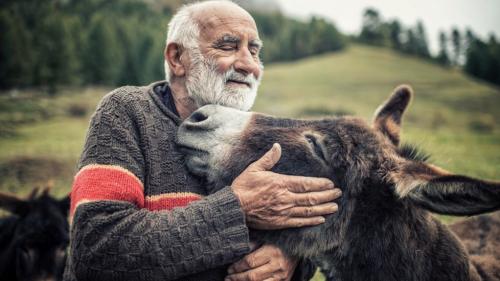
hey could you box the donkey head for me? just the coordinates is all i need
[0,188,70,281]
[177,85,500,256]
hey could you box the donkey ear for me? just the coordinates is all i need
[391,162,500,216]
[0,192,29,216]
[373,85,413,146]
[59,194,71,216]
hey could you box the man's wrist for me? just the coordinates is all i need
[230,185,250,214]
[203,186,252,257]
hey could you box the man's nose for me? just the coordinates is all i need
[234,49,261,79]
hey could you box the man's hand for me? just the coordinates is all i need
[231,143,341,230]
[225,244,297,281]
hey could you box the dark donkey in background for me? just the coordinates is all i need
[0,188,70,281]
[177,85,500,281]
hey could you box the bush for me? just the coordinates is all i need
[0,156,70,186]
[468,116,495,133]
[66,103,88,117]
[0,121,18,138]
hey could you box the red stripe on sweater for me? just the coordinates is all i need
[145,193,202,211]
[70,165,144,215]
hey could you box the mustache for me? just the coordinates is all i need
[223,69,259,88]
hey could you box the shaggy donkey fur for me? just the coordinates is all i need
[0,188,70,281]
[177,85,500,281]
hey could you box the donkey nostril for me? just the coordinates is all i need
[190,111,208,123]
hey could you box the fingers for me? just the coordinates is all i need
[247,143,281,172]
[225,262,276,281]
[278,216,326,228]
[292,189,342,206]
[227,248,271,275]
[284,175,334,193]
[287,202,338,217]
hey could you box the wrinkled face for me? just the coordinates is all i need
[185,48,262,111]
[176,105,388,194]
[185,3,264,111]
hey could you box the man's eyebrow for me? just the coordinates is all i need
[213,34,240,46]
[249,39,263,49]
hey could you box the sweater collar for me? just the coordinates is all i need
[147,81,183,126]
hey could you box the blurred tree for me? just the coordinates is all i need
[0,10,33,89]
[415,21,430,58]
[308,16,344,54]
[82,17,123,85]
[464,29,476,51]
[464,32,500,86]
[485,35,500,84]
[0,0,346,90]
[359,8,385,45]
[451,28,462,65]
[402,29,418,55]
[436,31,450,66]
[388,20,402,50]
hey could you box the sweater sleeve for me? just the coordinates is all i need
[65,90,250,281]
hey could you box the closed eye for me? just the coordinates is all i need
[305,134,327,163]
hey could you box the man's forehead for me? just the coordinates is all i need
[192,5,259,41]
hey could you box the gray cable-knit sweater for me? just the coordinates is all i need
[63,81,251,281]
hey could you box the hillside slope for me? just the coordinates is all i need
[0,44,498,195]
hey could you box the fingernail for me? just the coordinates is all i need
[333,188,342,197]
[225,278,231,281]
[318,217,326,223]
[330,203,338,212]
[227,268,234,274]
[327,182,335,189]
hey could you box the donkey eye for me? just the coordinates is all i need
[305,134,327,162]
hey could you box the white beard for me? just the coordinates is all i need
[185,49,262,111]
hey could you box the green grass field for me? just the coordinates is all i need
[0,44,499,280]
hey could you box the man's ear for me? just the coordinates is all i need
[390,161,500,216]
[165,42,186,77]
[0,192,29,216]
[373,85,413,146]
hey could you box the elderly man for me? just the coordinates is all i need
[64,1,341,281]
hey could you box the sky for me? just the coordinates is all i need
[274,0,500,54]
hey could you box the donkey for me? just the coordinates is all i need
[176,85,500,281]
[0,188,70,281]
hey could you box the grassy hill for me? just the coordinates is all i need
[0,43,499,281]
[1,44,499,195]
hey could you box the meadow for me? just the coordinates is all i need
[0,44,499,280]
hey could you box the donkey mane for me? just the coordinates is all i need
[398,143,431,162]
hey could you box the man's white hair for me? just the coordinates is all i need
[164,0,235,82]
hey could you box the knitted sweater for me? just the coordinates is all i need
[63,81,251,281]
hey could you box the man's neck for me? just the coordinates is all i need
[169,80,198,120]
